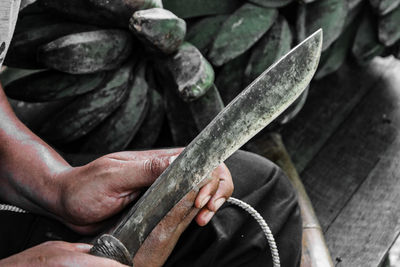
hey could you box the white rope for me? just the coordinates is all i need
[0,204,27,213]
[227,197,280,267]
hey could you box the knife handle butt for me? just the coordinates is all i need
[90,234,133,266]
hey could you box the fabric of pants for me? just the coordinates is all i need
[0,150,302,266]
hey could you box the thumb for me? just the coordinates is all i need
[134,155,177,187]
[104,149,182,191]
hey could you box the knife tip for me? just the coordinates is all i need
[301,29,323,65]
[310,29,323,50]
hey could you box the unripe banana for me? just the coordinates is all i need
[352,9,385,64]
[379,5,400,46]
[163,80,198,146]
[39,0,110,26]
[369,0,400,15]
[215,53,248,105]
[0,67,45,87]
[88,0,163,27]
[4,70,108,102]
[188,84,224,131]
[345,0,364,27]
[186,15,227,55]
[303,0,347,51]
[8,98,72,132]
[37,29,134,74]
[129,86,165,149]
[130,8,186,54]
[209,3,278,66]
[163,0,240,18]
[246,0,294,8]
[156,42,215,102]
[81,62,149,153]
[316,18,359,79]
[40,63,132,143]
[245,15,292,84]
[6,21,97,69]
[13,13,59,35]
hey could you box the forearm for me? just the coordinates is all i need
[0,84,71,216]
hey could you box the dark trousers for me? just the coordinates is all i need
[0,150,302,266]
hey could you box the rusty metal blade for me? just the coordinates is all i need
[91,29,323,264]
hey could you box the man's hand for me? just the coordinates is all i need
[54,148,234,234]
[133,164,233,267]
[0,241,128,267]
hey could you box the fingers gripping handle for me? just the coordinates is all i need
[90,234,133,266]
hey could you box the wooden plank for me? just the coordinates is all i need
[297,56,400,265]
[300,57,400,230]
[325,136,400,266]
[281,58,394,173]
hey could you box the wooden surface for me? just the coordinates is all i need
[282,58,393,173]
[282,56,400,266]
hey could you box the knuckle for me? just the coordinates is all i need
[143,157,166,177]
[143,159,153,176]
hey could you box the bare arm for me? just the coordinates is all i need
[0,83,233,232]
[0,84,71,217]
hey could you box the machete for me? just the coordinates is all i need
[90,29,323,265]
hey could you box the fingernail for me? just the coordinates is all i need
[203,211,215,225]
[214,198,226,211]
[200,195,211,208]
[169,155,178,165]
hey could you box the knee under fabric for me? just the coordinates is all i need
[0,150,302,267]
[163,151,302,267]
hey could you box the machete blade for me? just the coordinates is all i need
[91,29,323,264]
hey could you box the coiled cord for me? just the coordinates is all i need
[227,197,280,267]
[0,204,27,213]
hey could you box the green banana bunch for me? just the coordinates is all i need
[2,0,399,156]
